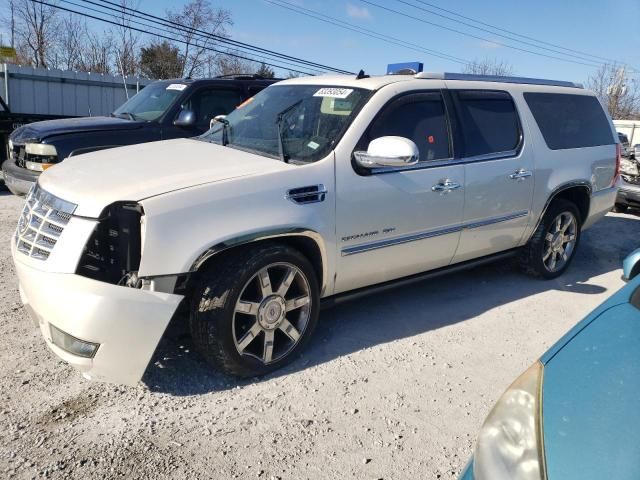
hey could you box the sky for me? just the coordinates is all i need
[143,0,640,84]
[3,0,639,84]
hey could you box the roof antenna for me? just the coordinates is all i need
[356,69,369,80]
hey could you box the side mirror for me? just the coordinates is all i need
[354,136,419,169]
[622,248,640,281]
[174,109,195,127]
[210,114,227,130]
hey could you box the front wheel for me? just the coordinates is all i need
[521,199,581,279]
[189,243,320,377]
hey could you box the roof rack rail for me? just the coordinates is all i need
[215,73,281,81]
[414,72,583,89]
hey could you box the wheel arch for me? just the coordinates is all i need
[529,181,591,241]
[189,228,328,296]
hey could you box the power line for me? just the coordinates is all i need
[88,0,354,75]
[35,0,316,75]
[408,0,633,68]
[68,0,326,75]
[392,0,618,67]
[266,0,470,66]
[359,0,606,69]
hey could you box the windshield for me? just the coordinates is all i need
[113,82,186,121]
[201,85,371,163]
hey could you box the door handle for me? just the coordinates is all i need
[432,179,462,193]
[509,169,533,180]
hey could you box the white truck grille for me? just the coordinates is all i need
[15,185,77,260]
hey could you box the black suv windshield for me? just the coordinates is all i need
[201,85,371,163]
[113,82,186,121]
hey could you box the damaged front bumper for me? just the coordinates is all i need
[616,174,640,208]
[12,238,183,386]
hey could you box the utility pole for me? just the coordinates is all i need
[10,0,15,48]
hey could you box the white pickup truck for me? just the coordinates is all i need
[11,72,618,385]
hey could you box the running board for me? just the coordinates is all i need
[320,249,519,309]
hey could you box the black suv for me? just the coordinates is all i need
[2,75,277,195]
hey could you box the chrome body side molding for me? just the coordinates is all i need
[341,210,529,256]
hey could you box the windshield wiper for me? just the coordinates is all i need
[275,99,303,163]
[113,112,137,121]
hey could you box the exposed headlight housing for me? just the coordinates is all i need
[24,143,58,171]
[473,361,546,480]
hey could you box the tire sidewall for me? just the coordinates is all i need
[191,244,320,377]
[533,200,582,279]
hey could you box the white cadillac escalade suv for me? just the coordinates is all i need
[11,73,619,385]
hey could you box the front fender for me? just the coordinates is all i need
[137,160,337,295]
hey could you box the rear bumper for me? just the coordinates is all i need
[583,186,618,230]
[1,158,38,196]
[12,239,183,386]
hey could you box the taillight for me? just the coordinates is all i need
[614,143,622,185]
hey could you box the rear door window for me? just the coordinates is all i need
[364,92,451,162]
[524,92,614,150]
[451,90,521,157]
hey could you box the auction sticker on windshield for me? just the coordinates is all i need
[313,88,353,99]
[166,84,187,91]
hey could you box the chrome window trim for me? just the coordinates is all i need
[341,210,529,256]
[366,149,521,174]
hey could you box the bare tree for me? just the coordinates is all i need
[81,31,114,74]
[13,0,59,67]
[167,0,232,78]
[212,51,257,77]
[588,63,640,120]
[112,0,140,76]
[463,57,515,76]
[57,14,85,71]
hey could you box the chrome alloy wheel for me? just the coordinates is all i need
[232,262,312,364]
[543,211,577,273]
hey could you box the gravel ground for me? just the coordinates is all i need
[1,189,639,480]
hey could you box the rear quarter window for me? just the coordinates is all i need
[524,92,614,150]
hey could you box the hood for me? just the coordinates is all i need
[39,138,289,217]
[10,116,146,143]
[542,298,640,480]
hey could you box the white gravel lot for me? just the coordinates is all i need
[1,187,639,480]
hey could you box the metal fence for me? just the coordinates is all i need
[0,64,154,117]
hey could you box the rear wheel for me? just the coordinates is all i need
[521,199,581,279]
[189,243,320,377]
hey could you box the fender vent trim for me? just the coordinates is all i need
[286,184,327,204]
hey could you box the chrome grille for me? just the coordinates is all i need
[15,185,77,260]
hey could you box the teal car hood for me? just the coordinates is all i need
[542,296,640,480]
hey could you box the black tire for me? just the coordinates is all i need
[521,198,582,279]
[189,242,320,377]
[613,203,629,213]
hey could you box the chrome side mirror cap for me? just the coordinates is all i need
[210,114,227,130]
[174,109,195,127]
[354,136,419,169]
[622,248,640,281]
